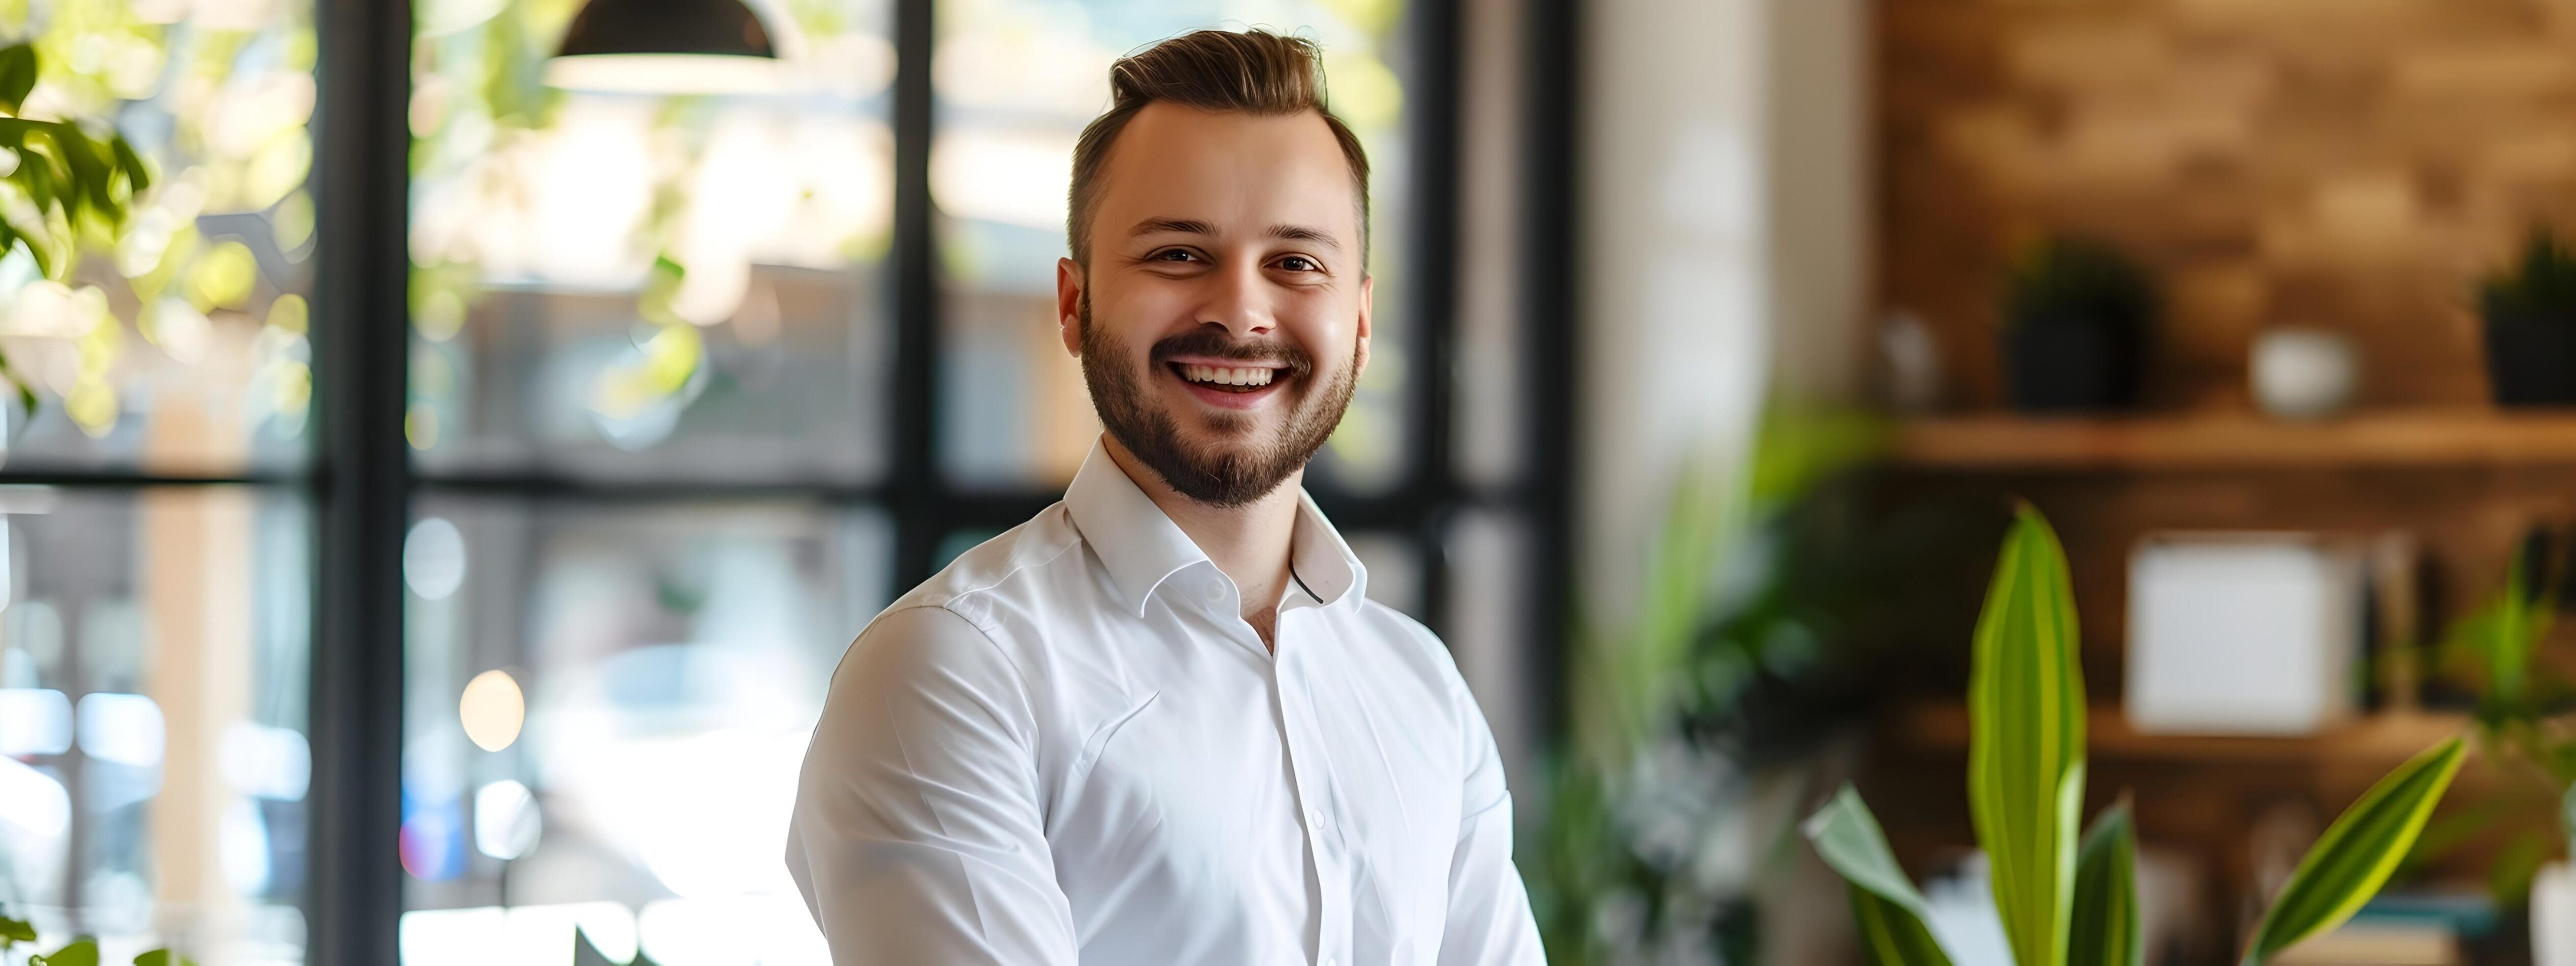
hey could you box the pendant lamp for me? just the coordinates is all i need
[547,0,780,94]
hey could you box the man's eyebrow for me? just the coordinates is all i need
[1128,217,1216,238]
[1267,224,1343,251]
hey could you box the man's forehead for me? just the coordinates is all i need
[1090,103,1363,243]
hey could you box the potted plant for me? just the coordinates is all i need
[1999,237,2156,413]
[1804,505,2466,964]
[2422,528,2576,963]
[2479,229,2576,406]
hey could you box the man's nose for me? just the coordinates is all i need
[1198,262,1277,338]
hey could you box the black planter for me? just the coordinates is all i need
[2483,313,2576,406]
[2002,318,2142,413]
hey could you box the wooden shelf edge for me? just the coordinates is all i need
[1888,410,2576,472]
[1891,702,2473,764]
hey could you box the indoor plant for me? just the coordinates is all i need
[2479,228,2576,406]
[2422,530,2576,962]
[1529,404,1910,964]
[1999,237,2155,413]
[1803,505,2466,964]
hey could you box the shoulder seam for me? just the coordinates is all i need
[917,506,1087,612]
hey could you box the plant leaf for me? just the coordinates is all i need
[1969,503,2088,966]
[35,939,100,966]
[2069,803,2142,966]
[109,134,149,196]
[134,950,197,966]
[1804,785,1955,965]
[1851,883,1956,966]
[0,43,36,116]
[0,913,34,945]
[2242,737,2468,964]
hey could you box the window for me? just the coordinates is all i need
[3,0,1569,961]
[0,1,319,960]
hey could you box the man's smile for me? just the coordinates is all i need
[1163,355,1291,408]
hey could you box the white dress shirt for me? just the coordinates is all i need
[787,443,1544,965]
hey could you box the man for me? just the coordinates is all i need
[787,28,1544,965]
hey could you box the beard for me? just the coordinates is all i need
[1077,293,1360,508]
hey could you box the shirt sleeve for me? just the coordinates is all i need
[786,604,1079,965]
[1438,676,1546,965]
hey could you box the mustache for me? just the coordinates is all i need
[1148,329,1317,381]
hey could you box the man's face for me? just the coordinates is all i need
[1057,102,1372,508]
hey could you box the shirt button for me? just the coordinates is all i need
[1203,579,1226,602]
[1309,808,1327,828]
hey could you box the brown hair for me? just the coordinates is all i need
[1066,29,1371,268]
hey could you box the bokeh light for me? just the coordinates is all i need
[459,669,526,753]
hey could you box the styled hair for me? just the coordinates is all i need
[1066,28,1371,267]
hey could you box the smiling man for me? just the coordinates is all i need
[786,27,1543,966]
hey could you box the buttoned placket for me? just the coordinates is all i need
[1193,565,1350,966]
[1270,594,1350,966]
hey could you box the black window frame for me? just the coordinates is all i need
[0,0,1588,959]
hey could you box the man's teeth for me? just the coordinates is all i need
[1181,364,1276,387]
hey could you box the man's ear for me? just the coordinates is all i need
[1353,274,1374,377]
[1055,257,1085,358]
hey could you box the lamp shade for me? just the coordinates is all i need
[549,0,781,94]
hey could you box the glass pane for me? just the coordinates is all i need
[1346,531,1422,619]
[407,2,898,484]
[932,0,1416,490]
[399,497,890,965]
[0,3,318,476]
[0,486,311,961]
[1442,509,1531,784]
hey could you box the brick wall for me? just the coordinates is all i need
[1882,0,2576,409]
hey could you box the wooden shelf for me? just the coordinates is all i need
[1890,410,2576,472]
[1892,702,2472,765]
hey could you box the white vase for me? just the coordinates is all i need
[2251,327,2359,420]
[2538,861,2576,966]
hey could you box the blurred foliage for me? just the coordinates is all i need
[0,0,317,442]
[2481,228,2576,324]
[1532,403,1960,964]
[2419,525,2576,903]
[0,910,195,966]
[2001,235,2155,332]
[1806,510,2463,966]
[0,39,151,412]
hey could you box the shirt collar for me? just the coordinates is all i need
[1063,439,1369,616]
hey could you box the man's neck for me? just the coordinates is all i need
[1099,435,1301,648]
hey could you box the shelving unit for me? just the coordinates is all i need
[1891,702,2476,765]
[1890,410,2576,473]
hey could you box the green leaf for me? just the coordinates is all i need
[0,44,36,115]
[35,939,101,966]
[2488,829,2550,905]
[2561,782,2576,850]
[0,913,35,945]
[2069,803,2142,966]
[134,950,197,966]
[1969,503,2088,966]
[1804,784,1954,965]
[2242,737,2468,964]
[109,134,150,196]
[1851,883,1956,966]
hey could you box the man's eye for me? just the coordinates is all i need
[1152,249,1198,262]
[1274,256,1318,272]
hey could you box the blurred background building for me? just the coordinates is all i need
[9,0,2576,962]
